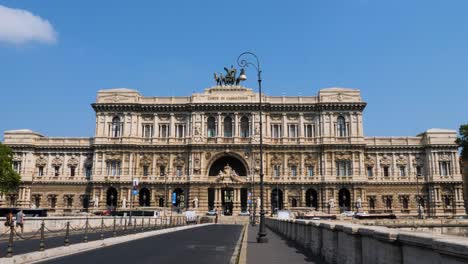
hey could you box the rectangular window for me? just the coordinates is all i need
[85,166,92,178]
[273,165,280,177]
[176,166,183,177]
[271,124,282,138]
[288,124,298,138]
[143,166,149,176]
[439,161,450,176]
[106,161,121,176]
[142,124,153,138]
[304,124,314,138]
[175,124,186,138]
[336,160,352,176]
[159,165,166,176]
[159,124,169,138]
[54,166,60,177]
[367,166,373,177]
[38,166,44,176]
[399,166,406,177]
[307,166,314,177]
[70,166,76,177]
[13,161,21,174]
[290,166,297,177]
[383,166,390,177]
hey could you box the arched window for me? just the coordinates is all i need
[240,116,249,138]
[111,116,122,138]
[337,116,347,137]
[224,116,233,137]
[207,116,216,137]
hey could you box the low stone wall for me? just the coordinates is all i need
[266,218,468,264]
[3,216,182,233]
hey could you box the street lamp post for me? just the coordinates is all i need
[237,52,268,243]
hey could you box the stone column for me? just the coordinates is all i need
[217,113,222,137]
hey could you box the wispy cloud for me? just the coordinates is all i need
[0,5,57,45]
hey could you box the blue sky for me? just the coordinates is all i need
[0,0,467,140]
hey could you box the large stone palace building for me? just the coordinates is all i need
[1,85,465,217]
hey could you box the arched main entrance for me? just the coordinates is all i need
[208,155,247,176]
[106,187,118,209]
[305,188,318,210]
[139,188,151,207]
[338,188,351,212]
[222,187,234,215]
[271,188,284,213]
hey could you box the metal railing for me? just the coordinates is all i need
[2,215,194,258]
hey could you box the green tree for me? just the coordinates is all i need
[0,143,21,194]
[456,124,468,160]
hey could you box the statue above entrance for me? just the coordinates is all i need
[216,163,243,183]
[213,65,246,86]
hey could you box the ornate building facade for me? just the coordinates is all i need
[2,85,465,217]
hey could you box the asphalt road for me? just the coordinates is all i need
[40,224,243,264]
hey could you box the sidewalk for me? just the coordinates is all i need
[246,225,323,264]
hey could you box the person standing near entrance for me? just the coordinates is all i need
[215,207,218,224]
[16,210,25,233]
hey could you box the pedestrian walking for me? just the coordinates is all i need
[215,207,218,224]
[5,211,14,231]
[16,209,25,233]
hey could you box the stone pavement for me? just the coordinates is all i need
[247,225,324,264]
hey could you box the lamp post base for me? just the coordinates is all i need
[256,233,268,243]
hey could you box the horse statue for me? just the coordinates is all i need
[214,73,224,86]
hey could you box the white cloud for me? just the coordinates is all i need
[0,5,57,45]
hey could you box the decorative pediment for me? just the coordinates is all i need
[12,154,22,162]
[158,115,170,121]
[270,115,281,121]
[173,154,185,167]
[36,156,48,167]
[287,154,299,166]
[413,156,424,166]
[270,154,282,166]
[439,153,451,162]
[67,156,79,167]
[395,156,408,166]
[364,155,375,167]
[51,156,63,167]
[106,153,121,161]
[380,156,392,166]
[84,156,93,167]
[287,115,299,121]
[140,155,152,166]
[175,115,186,121]
[141,115,153,121]
[156,154,169,166]
[304,154,316,166]
[335,152,351,161]
[303,115,315,121]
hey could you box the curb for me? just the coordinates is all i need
[230,224,248,264]
[2,224,212,264]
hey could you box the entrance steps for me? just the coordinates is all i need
[218,215,250,225]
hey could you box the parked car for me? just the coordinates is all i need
[341,211,356,217]
[206,210,217,216]
[239,211,250,216]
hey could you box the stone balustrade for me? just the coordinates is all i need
[266,218,468,264]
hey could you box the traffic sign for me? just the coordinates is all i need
[132,189,138,196]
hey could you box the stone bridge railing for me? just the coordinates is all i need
[265,218,468,264]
